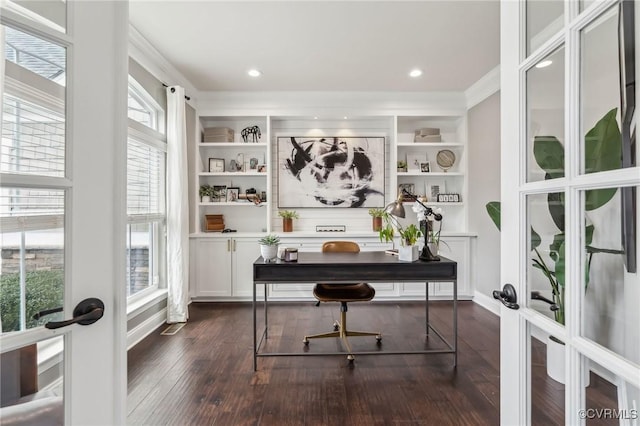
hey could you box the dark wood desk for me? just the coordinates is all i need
[253,251,457,370]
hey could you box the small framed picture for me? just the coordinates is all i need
[257,164,267,173]
[398,183,415,201]
[226,187,239,202]
[427,180,446,200]
[208,158,225,173]
[212,185,226,202]
[406,153,426,172]
[249,157,259,170]
[420,162,430,173]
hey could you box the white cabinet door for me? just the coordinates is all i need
[232,238,263,297]
[430,236,470,297]
[193,239,232,297]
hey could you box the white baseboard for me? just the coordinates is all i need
[127,308,167,350]
[473,290,501,316]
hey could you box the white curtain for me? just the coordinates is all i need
[166,86,189,323]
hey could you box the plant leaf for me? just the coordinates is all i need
[531,227,541,251]
[554,239,565,289]
[485,201,501,231]
[533,135,565,179]
[584,108,621,210]
[547,192,565,231]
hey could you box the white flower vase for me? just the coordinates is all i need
[398,245,419,262]
[260,244,278,262]
[201,196,211,203]
[427,242,439,256]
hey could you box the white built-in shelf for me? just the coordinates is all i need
[396,142,465,148]
[198,142,268,148]
[198,202,265,207]
[397,171,463,177]
[198,172,267,177]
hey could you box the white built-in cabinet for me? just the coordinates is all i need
[189,113,475,301]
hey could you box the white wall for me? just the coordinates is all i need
[467,92,501,298]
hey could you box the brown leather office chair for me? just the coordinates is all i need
[303,241,381,362]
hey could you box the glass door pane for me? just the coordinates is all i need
[526,47,565,183]
[580,6,624,176]
[527,0,564,55]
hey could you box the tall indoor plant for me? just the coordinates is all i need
[486,108,623,325]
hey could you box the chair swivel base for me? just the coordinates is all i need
[303,309,381,362]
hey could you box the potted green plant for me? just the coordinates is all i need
[278,210,299,232]
[258,234,280,261]
[199,184,212,203]
[485,108,623,383]
[368,208,385,231]
[398,223,422,262]
[397,160,407,173]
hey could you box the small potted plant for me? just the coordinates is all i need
[258,234,280,261]
[368,208,385,231]
[397,160,407,173]
[398,223,422,262]
[199,184,212,203]
[278,210,299,232]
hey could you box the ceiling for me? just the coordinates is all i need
[129,1,500,93]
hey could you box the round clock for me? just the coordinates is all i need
[436,149,456,172]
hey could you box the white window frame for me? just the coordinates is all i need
[125,78,166,305]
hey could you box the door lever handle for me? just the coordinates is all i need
[492,283,519,310]
[45,298,105,329]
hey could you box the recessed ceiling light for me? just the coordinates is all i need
[409,69,423,78]
[248,69,262,77]
[343,116,348,120]
[314,116,318,120]
[535,60,553,69]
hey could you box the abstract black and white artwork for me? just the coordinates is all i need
[278,136,385,208]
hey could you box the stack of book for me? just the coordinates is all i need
[203,127,234,143]
[414,128,441,143]
[204,214,225,232]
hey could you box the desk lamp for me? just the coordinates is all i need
[384,188,442,261]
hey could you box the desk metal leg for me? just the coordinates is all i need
[425,281,430,336]
[264,283,268,339]
[253,281,257,371]
[453,278,458,367]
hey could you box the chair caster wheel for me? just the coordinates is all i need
[347,354,354,363]
[333,321,339,332]
[376,335,382,341]
[303,338,309,346]
[376,335,382,345]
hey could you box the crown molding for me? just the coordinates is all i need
[129,25,198,105]
[465,65,500,110]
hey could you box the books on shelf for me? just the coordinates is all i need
[203,127,234,143]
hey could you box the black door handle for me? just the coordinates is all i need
[493,284,519,310]
[45,298,104,329]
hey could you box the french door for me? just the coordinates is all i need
[0,1,127,424]
[500,0,640,424]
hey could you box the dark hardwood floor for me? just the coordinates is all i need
[127,301,617,425]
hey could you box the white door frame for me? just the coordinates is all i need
[0,2,128,424]
[500,0,640,425]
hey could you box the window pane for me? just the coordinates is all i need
[128,93,153,128]
[126,223,152,297]
[580,7,624,175]
[1,188,64,334]
[527,47,565,183]
[127,139,164,215]
[527,192,565,324]
[2,26,66,177]
[581,185,639,365]
[5,1,66,33]
[526,0,563,55]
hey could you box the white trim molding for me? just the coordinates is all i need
[465,65,500,109]
[127,308,167,350]
[473,290,501,316]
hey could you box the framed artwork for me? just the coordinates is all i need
[277,136,385,208]
[426,180,446,202]
[212,185,226,202]
[398,183,415,201]
[226,187,239,202]
[208,158,225,173]
[420,162,430,173]
[406,153,426,172]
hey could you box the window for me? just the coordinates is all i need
[126,78,166,299]
[1,25,66,332]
